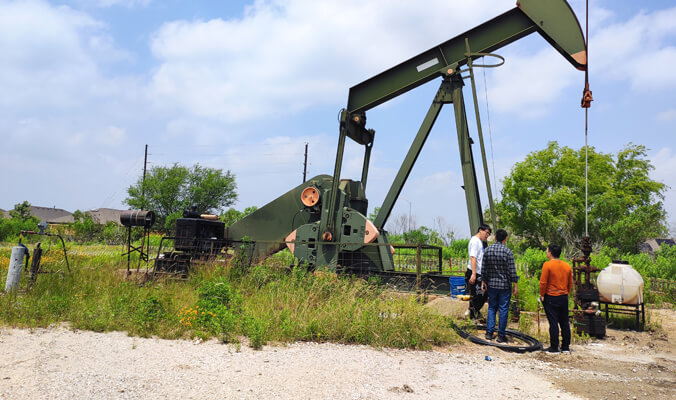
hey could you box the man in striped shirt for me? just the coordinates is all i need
[481,229,519,343]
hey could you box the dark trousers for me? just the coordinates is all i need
[543,294,571,350]
[465,269,487,318]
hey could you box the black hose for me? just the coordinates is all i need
[451,321,543,353]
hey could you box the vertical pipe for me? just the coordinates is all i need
[29,243,42,285]
[438,247,443,273]
[146,228,151,267]
[585,108,588,237]
[537,301,541,335]
[5,247,26,292]
[416,244,422,294]
[584,0,590,237]
[465,38,498,229]
[57,235,71,273]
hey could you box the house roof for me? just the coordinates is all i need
[2,205,126,225]
[29,206,73,223]
[640,238,676,253]
[86,208,124,225]
[50,215,75,224]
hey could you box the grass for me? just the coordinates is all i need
[0,244,459,350]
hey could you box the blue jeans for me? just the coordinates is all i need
[486,287,511,337]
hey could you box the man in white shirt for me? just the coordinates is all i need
[465,223,491,319]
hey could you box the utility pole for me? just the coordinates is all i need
[142,144,148,209]
[302,142,308,183]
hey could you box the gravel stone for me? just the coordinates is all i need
[0,327,580,400]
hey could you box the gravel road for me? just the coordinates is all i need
[0,327,579,400]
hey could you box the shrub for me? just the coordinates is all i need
[445,238,469,259]
[194,279,243,339]
[594,244,676,280]
[518,248,548,278]
[134,295,166,333]
[102,222,126,245]
[0,217,39,242]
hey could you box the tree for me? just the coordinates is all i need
[368,207,380,223]
[71,210,100,243]
[9,200,36,222]
[495,142,667,253]
[0,201,38,241]
[402,226,443,246]
[220,206,258,226]
[125,163,238,230]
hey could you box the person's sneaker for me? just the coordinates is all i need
[496,336,509,343]
[543,346,560,353]
[485,332,495,340]
[561,348,571,354]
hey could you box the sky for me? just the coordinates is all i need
[1,0,675,238]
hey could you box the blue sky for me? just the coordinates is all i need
[1,0,675,238]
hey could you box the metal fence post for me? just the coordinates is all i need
[416,244,422,293]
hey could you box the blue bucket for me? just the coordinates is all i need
[449,276,466,297]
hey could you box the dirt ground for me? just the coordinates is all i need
[0,298,673,399]
[427,296,676,400]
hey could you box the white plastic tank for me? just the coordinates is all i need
[597,261,644,305]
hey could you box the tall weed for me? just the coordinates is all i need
[1,244,459,349]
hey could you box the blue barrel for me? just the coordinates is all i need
[449,276,466,297]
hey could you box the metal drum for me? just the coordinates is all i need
[120,210,156,228]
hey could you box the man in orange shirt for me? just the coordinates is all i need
[540,243,573,353]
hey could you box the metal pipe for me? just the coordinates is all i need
[465,38,498,229]
[5,247,27,292]
[18,231,71,274]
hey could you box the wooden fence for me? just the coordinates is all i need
[647,277,675,297]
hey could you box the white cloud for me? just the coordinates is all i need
[657,109,676,122]
[650,147,676,224]
[0,1,103,110]
[651,147,676,189]
[400,169,474,235]
[98,125,127,146]
[147,0,517,122]
[0,0,144,211]
[483,4,676,119]
[591,6,676,90]
[1,0,674,232]
[487,47,579,118]
[94,0,151,8]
